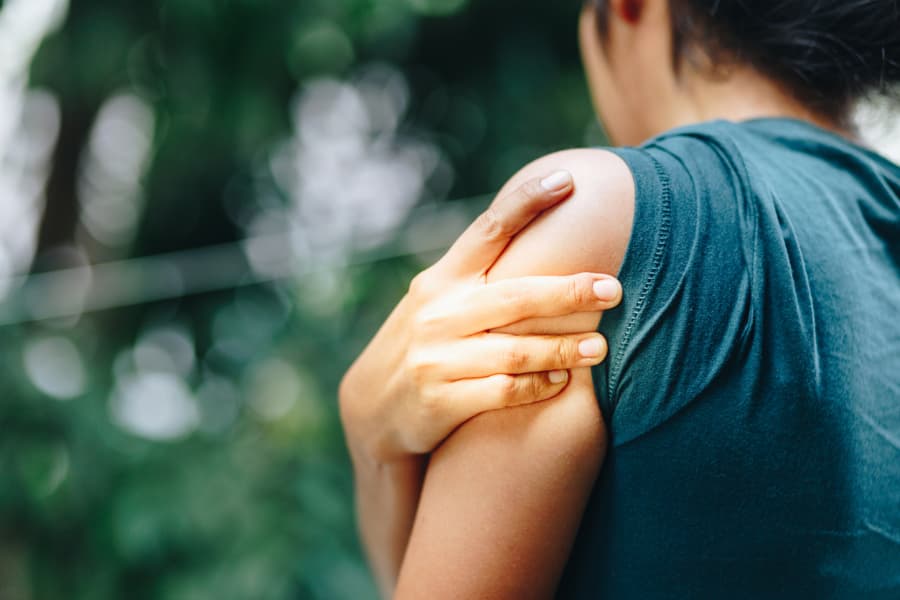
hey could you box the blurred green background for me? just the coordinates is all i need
[0,0,602,598]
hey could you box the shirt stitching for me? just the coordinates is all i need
[607,151,672,406]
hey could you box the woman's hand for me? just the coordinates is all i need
[339,171,622,464]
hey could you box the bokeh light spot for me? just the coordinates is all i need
[133,325,196,377]
[246,359,301,422]
[23,335,87,400]
[289,20,354,77]
[110,372,199,441]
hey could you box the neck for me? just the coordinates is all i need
[660,65,853,140]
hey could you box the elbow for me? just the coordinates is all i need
[337,367,355,427]
[338,363,369,454]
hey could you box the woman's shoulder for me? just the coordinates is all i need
[487,148,636,282]
[487,139,746,284]
[490,142,755,434]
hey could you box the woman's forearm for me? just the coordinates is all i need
[349,445,425,599]
[339,359,425,598]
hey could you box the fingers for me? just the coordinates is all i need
[426,273,621,335]
[436,332,609,380]
[443,371,572,424]
[437,171,574,277]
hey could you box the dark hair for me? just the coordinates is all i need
[591,0,900,123]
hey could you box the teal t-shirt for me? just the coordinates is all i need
[559,119,900,598]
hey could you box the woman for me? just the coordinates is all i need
[341,1,900,598]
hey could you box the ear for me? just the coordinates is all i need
[609,0,644,23]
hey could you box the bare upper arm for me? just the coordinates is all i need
[394,149,635,599]
[488,148,634,335]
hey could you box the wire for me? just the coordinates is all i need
[0,197,489,326]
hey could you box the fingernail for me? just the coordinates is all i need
[578,337,604,358]
[540,171,572,192]
[593,279,620,301]
[549,370,568,384]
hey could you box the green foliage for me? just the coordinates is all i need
[1,1,599,598]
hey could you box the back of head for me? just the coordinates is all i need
[592,0,900,124]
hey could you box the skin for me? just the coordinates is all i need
[340,172,624,596]
[394,150,633,599]
[345,0,849,597]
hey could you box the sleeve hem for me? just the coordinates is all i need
[602,148,673,413]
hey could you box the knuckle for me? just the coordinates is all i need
[476,207,511,241]
[571,273,601,307]
[475,208,502,240]
[494,374,519,399]
[503,349,530,372]
[528,373,549,399]
[407,351,436,383]
[418,388,441,417]
[409,271,435,298]
[497,285,527,312]
[556,338,576,366]
[577,273,597,304]
[413,307,443,332]
[566,276,587,307]
[521,178,543,199]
